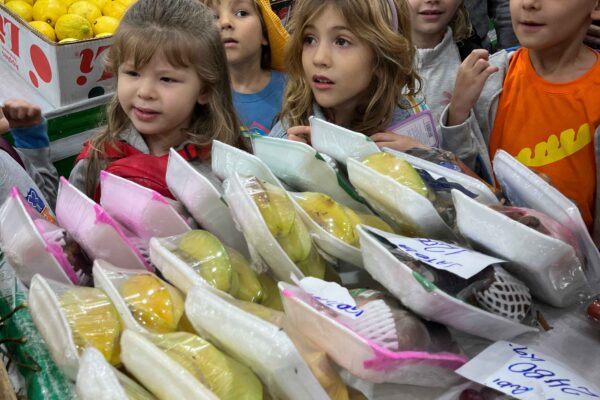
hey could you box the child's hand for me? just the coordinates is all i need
[288,125,311,144]
[448,49,499,126]
[1,99,43,129]
[0,108,8,134]
[371,132,427,152]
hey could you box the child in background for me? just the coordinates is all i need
[270,0,434,152]
[70,0,240,200]
[0,99,58,212]
[208,0,288,136]
[408,0,483,164]
[445,0,600,237]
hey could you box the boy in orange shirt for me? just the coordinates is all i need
[441,0,600,239]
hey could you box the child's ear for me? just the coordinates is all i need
[262,35,269,46]
[593,0,600,19]
[197,90,210,105]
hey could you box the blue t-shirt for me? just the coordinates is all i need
[233,70,286,136]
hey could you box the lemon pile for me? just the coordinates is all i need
[3,0,134,43]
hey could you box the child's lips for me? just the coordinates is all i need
[223,38,239,48]
[419,9,444,22]
[132,106,160,122]
[312,75,334,90]
[519,21,545,32]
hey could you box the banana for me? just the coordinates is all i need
[60,287,121,365]
[257,274,283,311]
[149,332,263,400]
[226,247,263,303]
[296,192,358,246]
[296,246,326,280]
[362,153,430,197]
[247,178,295,237]
[277,217,313,263]
[177,230,233,293]
[352,212,394,234]
[118,274,185,334]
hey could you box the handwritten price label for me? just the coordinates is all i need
[456,341,600,400]
[298,277,364,319]
[386,236,505,279]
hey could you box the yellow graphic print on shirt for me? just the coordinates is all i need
[516,123,592,167]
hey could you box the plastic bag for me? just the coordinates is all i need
[252,136,369,212]
[211,140,281,185]
[76,347,156,400]
[185,284,329,400]
[55,177,151,271]
[166,149,249,256]
[280,282,467,387]
[99,171,192,241]
[28,275,121,380]
[453,190,591,307]
[0,257,76,399]
[358,226,539,340]
[93,260,185,334]
[0,187,91,286]
[120,330,218,400]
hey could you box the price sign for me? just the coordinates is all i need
[298,277,364,319]
[456,341,600,400]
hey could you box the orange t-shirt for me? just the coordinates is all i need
[489,48,600,230]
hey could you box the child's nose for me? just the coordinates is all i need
[136,78,157,99]
[312,42,331,67]
[220,13,233,30]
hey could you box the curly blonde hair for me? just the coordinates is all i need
[280,0,422,135]
[84,0,240,197]
[451,3,473,43]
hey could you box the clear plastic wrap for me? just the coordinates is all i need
[77,347,156,400]
[0,258,76,399]
[252,135,370,212]
[279,282,467,387]
[0,187,91,286]
[148,231,267,304]
[166,149,249,257]
[28,274,122,380]
[347,156,457,240]
[92,260,185,334]
[120,330,218,400]
[185,284,330,400]
[309,116,380,166]
[493,150,600,293]
[357,226,539,341]
[211,140,281,185]
[55,177,151,271]
[453,189,591,307]
[99,171,192,241]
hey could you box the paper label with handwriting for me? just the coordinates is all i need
[298,277,364,319]
[387,110,439,147]
[456,341,600,400]
[386,236,505,279]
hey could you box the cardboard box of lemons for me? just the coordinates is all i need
[362,153,430,198]
[5,1,33,22]
[118,274,185,334]
[149,332,263,400]
[68,0,101,23]
[32,0,67,27]
[92,15,118,35]
[101,0,126,20]
[177,230,233,293]
[29,20,57,41]
[59,287,121,365]
[55,13,93,40]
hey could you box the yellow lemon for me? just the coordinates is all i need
[94,32,112,38]
[58,37,77,43]
[55,13,93,40]
[92,15,117,35]
[32,0,67,27]
[19,0,33,5]
[101,0,126,20]
[29,20,56,41]
[58,0,79,8]
[6,1,33,21]
[114,0,134,7]
[87,0,108,9]
[68,0,101,23]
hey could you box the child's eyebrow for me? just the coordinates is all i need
[230,0,254,8]
[305,24,352,33]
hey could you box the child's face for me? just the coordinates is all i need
[510,0,600,51]
[301,5,375,118]
[117,52,207,140]
[407,0,462,46]
[213,0,267,68]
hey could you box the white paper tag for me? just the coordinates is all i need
[298,277,364,319]
[456,341,600,400]
[387,110,439,148]
[385,235,505,279]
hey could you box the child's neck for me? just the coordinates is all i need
[528,42,597,83]
[143,130,187,156]
[229,61,272,94]
[413,30,446,49]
